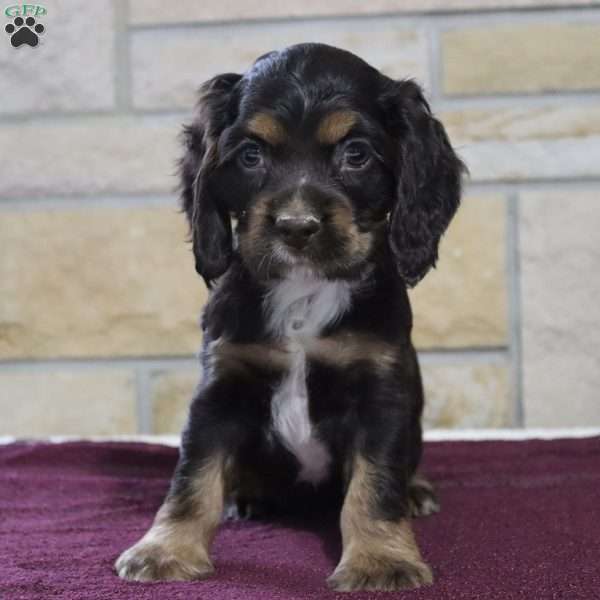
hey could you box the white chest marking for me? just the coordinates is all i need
[265,270,351,485]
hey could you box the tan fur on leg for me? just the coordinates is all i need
[328,456,433,592]
[115,455,225,582]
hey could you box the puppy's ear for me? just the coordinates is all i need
[180,73,242,287]
[381,79,466,286]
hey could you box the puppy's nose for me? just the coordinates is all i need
[275,215,321,249]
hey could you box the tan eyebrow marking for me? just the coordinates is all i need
[316,110,358,145]
[246,113,287,146]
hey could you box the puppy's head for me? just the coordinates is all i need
[180,44,465,287]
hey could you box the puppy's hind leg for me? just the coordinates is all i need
[408,475,440,518]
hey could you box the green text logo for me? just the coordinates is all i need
[5,4,46,17]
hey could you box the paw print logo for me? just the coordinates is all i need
[5,16,45,47]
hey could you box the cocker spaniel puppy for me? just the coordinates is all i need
[116,43,464,592]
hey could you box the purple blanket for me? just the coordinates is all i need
[1,438,599,599]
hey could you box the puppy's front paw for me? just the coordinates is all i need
[115,540,214,582]
[327,558,433,592]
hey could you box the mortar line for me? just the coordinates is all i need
[434,91,600,110]
[417,348,508,365]
[431,5,600,28]
[0,194,182,209]
[0,357,199,372]
[135,368,153,434]
[127,4,600,31]
[464,179,600,194]
[426,19,442,104]
[507,189,525,427]
[440,89,600,103]
[113,0,132,112]
[0,110,188,124]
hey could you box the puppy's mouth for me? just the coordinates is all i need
[252,241,319,280]
[248,237,373,283]
[238,195,376,281]
[273,241,315,268]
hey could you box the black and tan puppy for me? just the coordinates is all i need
[116,43,464,591]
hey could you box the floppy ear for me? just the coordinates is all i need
[382,80,466,287]
[179,73,242,287]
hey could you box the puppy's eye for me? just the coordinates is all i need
[239,143,264,169]
[343,141,371,169]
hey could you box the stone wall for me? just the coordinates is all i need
[1,0,599,435]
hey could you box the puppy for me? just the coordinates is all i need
[115,43,464,591]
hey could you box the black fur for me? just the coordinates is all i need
[131,43,464,588]
[180,72,242,286]
[382,79,465,286]
[181,41,463,542]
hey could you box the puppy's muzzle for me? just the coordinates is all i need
[275,214,321,250]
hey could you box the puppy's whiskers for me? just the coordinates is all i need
[256,251,269,278]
